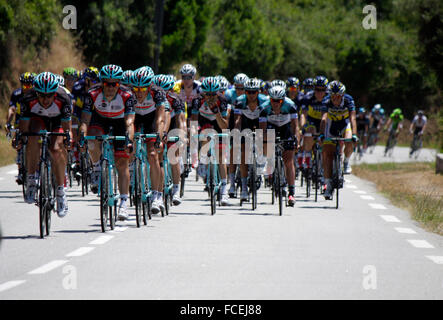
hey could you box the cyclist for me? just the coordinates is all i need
[270,79,287,90]
[300,76,328,176]
[384,108,404,139]
[5,72,36,185]
[154,74,186,206]
[129,67,167,214]
[225,73,248,198]
[259,85,300,206]
[63,67,80,92]
[79,64,136,221]
[19,72,72,217]
[286,77,303,180]
[302,78,314,94]
[409,110,427,156]
[356,107,370,151]
[190,77,230,205]
[368,104,384,147]
[121,70,133,88]
[320,80,357,200]
[233,77,269,201]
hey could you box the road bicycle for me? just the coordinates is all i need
[239,131,260,210]
[79,140,92,197]
[20,130,70,238]
[409,131,423,159]
[8,127,28,199]
[384,128,397,157]
[160,134,180,216]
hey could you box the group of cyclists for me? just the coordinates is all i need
[4,64,428,227]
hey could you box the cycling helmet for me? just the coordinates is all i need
[392,108,402,116]
[302,78,314,90]
[33,72,59,93]
[286,77,300,88]
[380,108,385,115]
[100,64,123,81]
[154,74,175,91]
[417,110,424,116]
[56,74,65,87]
[219,77,230,91]
[245,78,261,91]
[313,75,329,88]
[374,104,381,110]
[268,85,286,100]
[180,64,197,76]
[327,80,346,95]
[121,70,133,85]
[358,107,366,114]
[259,79,266,92]
[201,77,220,93]
[271,79,287,90]
[63,67,78,78]
[130,67,155,87]
[233,73,249,85]
[82,66,99,81]
[20,72,36,84]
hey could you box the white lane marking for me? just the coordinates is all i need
[407,240,434,249]
[0,280,26,293]
[345,179,352,183]
[380,215,401,222]
[345,185,357,189]
[110,227,128,233]
[394,227,417,234]
[426,256,443,264]
[360,195,375,200]
[369,203,387,209]
[6,170,18,175]
[66,247,95,257]
[28,260,68,275]
[353,190,367,194]
[89,235,114,245]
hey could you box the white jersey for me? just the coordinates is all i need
[412,115,427,128]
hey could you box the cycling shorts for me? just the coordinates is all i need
[89,114,128,158]
[324,118,351,143]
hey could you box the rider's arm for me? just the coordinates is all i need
[155,104,165,136]
[320,111,328,135]
[350,110,357,135]
[214,108,228,130]
[125,114,135,142]
[6,106,16,126]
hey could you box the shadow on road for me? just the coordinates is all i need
[1,235,41,240]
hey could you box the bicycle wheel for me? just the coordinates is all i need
[45,168,54,236]
[111,167,118,228]
[180,171,186,198]
[80,153,86,197]
[100,161,109,232]
[209,164,216,215]
[276,158,283,216]
[38,161,47,238]
[251,163,257,211]
[335,153,341,210]
[134,158,142,228]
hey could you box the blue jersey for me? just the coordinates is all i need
[224,88,240,105]
[259,97,298,128]
[234,93,269,130]
[321,94,355,121]
[302,90,325,120]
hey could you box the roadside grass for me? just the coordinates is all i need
[0,134,16,167]
[353,162,443,235]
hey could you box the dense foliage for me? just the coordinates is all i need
[1,0,442,118]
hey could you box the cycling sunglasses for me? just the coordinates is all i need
[205,92,217,96]
[182,75,193,80]
[133,86,148,92]
[103,81,120,88]
[315,88,326,92]
[246,90,258,94]
[289,86,298,91]
[37,92,55,99]
[271,98,283,104]
[235,86,245,90]
[22,83,33,90]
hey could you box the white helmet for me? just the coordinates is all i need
[374,104,381,110]
[271,79,287,90]
[233,73,249,85]
[180,64,197,76]
[269,85,286,100]
[245,78,261,91]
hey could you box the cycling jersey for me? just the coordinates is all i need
[322,94,355,139]
[301,90,325,131]
[71,79,90,119]
[191,94,229,133]
[166,91,185,131]
[389,113,403,130]
[133,85,167,134]
[259,97,298,150]
[174,80,202,118]
[9,88,24,124]
[234,93,269,131]
[224,87,243,130]
[20,87,72,132]
[370,111,384,128]
[356,114,370,133]
[412,115,427,128]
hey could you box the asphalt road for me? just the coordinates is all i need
[0,146,442,299]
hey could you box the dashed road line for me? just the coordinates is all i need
[345,185,357,189]
[369,203,387,210]
[353,190,367,194]
[380,215,401,222]
[28,260,68,275]
[66,247,95,257]
[394,227,417,234]
[426,256,443,264]
[89,235,114,245]
[0,280,26,293]
[6,170,18,175]
[360,195,375,200]
[110,226,128,233]
[407,240,434,249]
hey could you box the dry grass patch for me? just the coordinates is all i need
[353,162,443,235]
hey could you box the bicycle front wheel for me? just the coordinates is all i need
[100,161,109,232]
[38,161,47,238]
[134,158,142,228]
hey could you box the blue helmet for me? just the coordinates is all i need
[100,64,123,81]
[130,67,154,87]
[358,107,366,114]
[302,78,314,90]
[286,77,300,88]
[313,75,329,88]
[121,70,133,85]
[33,72,59,93]
[201,77,220,93]
[380,108,385,115]
[154,74,175,91]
